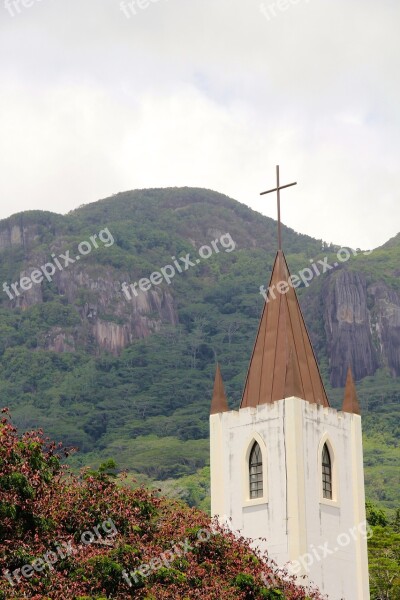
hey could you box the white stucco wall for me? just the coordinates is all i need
[210,397,370,600]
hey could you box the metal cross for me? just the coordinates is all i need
[260,165,297,251]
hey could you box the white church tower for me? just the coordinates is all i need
[209,172,370,600]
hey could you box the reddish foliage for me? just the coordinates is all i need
[0,410,324,599]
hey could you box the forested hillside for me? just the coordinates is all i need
[0,188,398,514]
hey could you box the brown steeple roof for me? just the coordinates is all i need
[240,250,329,408]
[284,347,305,400]
[210,363,229,415]
[342,366,361,415]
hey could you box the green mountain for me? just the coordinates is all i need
[0,188,398,513]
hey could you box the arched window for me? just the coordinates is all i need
[249,442,263,499]
[322,443,332,499]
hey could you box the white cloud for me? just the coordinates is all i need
[0,0,399,248]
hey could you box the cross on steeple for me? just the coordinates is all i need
[260,165,297,251]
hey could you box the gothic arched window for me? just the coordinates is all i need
[322,443,332,499]
[249,442,263,499]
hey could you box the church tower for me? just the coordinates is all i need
[209,168,370,600]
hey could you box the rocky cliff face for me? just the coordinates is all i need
[323,269,400,386]
[324,270,377,386]
[55,267,177,353]
[9,262,178,355]
[0,223,38,250]
[369,282,400,377]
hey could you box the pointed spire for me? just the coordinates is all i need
[241,250,329,409]
[342,367,361,415]
[210,363,229,415]
[284,347,305,400]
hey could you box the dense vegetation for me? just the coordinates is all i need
[366,502,400,599]
[0,412,323,599]
[0,188,398,516]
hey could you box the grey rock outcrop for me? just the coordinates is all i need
[323,269,400,386]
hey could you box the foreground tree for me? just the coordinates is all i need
[0,410,323,599]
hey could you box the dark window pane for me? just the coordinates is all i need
[322,443,332,499]
[249,442,263,499]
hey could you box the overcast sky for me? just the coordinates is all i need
[0,0,399,249]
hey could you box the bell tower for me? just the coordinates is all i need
[209,168,370,600]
